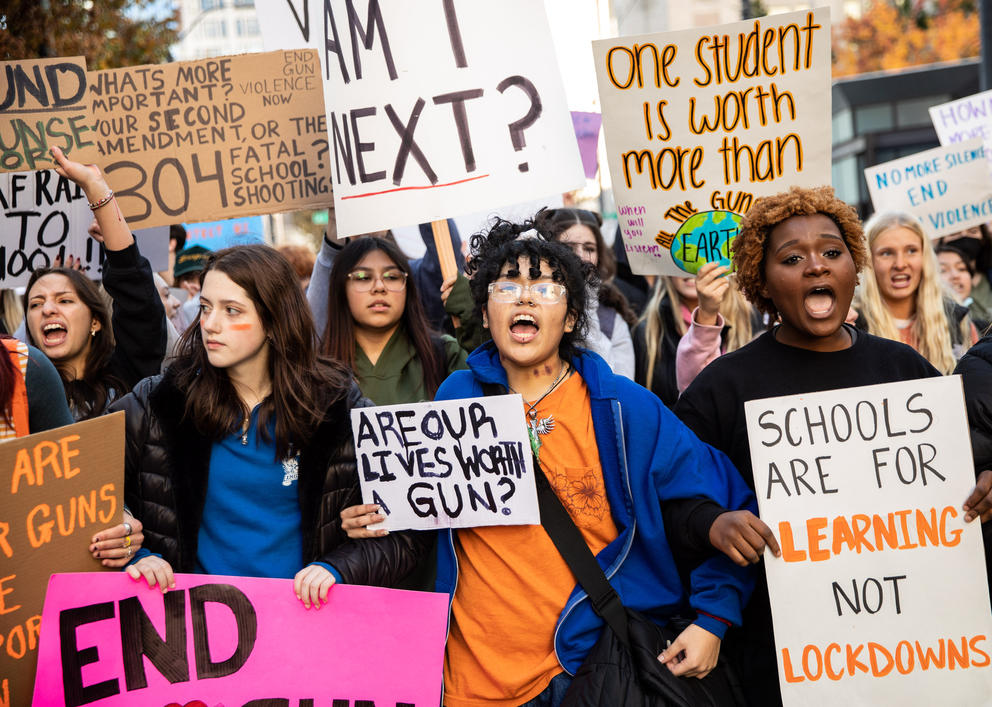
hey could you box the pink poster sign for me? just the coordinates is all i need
[570,111,602,179]
[32,573,448,707]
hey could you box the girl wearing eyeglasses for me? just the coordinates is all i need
[320,237,467,406]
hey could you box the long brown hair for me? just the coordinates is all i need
[171,245,351,459]
[24,268,124,419]
[321,237,443,398]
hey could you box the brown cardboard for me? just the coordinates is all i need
[86,50,332,229]
[0,412,124,707]
[0,57,101,173]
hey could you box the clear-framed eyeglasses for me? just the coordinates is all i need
[346,270,408,292]
[487,280,567,305]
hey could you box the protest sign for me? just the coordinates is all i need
[571,111,602,179]
[256,0,584,237]
[0,170,167,288]
[32,572,447,707]
[747,377,992,706]
[593,9,832,276]
[184,215,265,250]
[864,138,992,238]
[86,50,331,230]
[929,89,992,173]
[0,413,124,707]
[0,57,100,174]
[352,395,538,531]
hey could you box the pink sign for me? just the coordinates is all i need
[32,573,448,706]
[570,111,602,179]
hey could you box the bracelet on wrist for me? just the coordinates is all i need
[88,190,114,210]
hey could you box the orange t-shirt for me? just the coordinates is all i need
[443,373,619,707]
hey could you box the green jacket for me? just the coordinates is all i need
[355,325,468,405]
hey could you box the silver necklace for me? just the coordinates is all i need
[509,363,570,460]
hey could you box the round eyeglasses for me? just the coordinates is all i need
[346,270,408,292]
[487,281,567,304]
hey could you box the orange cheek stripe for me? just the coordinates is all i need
[229,323,252,331]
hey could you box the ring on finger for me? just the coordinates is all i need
[123,521,132,535]
[126,547,133,558]
[123,535,132,548]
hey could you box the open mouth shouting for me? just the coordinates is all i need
[41,321,69,347]
[804,286,836,319]
[509,313,539,344]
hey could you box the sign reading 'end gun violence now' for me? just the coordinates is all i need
[747,377,992,706]
[0,413,124,707]
[87,50,331,230]
[32,573,448,707]
[0,57,100,174]
[352,395,538,531]
[256,0,584,237]
[594,9,831,276]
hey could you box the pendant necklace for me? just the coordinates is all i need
[240,411,250,446]
[509,362,570,461]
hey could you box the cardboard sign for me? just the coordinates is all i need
[0,413,124,707]
[256,0,585,236]
[32,573,447,706]
[86,50,332,230]
[0,57,100,174]
[593,9,832,276]
[929,89,992,173]
[747,377,992,706]
[352,395,539,531]
[864,138,992,238]
[184,215,265,250]
[0,170,168,288]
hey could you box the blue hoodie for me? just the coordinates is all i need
[434,342,757,675]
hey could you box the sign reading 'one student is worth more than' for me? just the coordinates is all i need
[593,9,832,277]
[352,395,538,531]
[747,377,992,706]
[256,0,585,236]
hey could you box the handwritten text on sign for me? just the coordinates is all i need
[32,573,447,707]
[256,0,584,236]
[929,89,992,174]
[87,50,331,230]
[352,395,538,531]
[864,138,992,238]
[0,57,100,173]
[593,9,831,276]
[0,413,124,707]
[747,377,992,706]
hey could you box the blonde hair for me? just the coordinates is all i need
[720,275,757,353]
[1,290,23,334]
[641,277,687,391]
[855,211,964,374]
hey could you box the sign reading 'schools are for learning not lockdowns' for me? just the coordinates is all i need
[256,0,584,237]
[352,395,538,531]
[864,138,992,238]
[87,49,331,230]
[32,573,448,707]
[746,377,992,706]
[593,9,832,277]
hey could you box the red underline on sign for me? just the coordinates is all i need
[340,173,490,200]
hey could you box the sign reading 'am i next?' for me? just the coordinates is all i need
[352,395,538,531]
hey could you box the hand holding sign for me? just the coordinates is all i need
[962,469,992,523]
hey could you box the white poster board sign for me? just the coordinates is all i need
[864,138,992,238]
[352,395,538,531]
[0,170,167,287]
[593,9,832,276]
[929,90,992,173]
[747,377,992,706]
[256,0,584,236]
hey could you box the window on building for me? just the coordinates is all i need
[203,19,227,38]
[832,109,853,143]
[200,0,222,10]
[236,18,259,36]
[854,103,893,134]
[233,0,255,6]
[896,95,949,128]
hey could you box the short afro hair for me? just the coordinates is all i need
[733,185,868,317]
[466,214,592,362]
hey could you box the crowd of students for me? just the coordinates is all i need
[7,146,992,707]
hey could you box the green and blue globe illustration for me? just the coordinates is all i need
[670,210,742,275]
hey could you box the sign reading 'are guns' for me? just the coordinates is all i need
[593,9,832,276]
[32,573,448,707]
[256,0,585,236]
[748,377,992,706]
[86,49,331,230]
[352,395,539,531]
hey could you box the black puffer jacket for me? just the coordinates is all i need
[955,335,992,471]
[111,371,429,584]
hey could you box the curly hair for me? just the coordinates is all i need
[733,185,868,317]
[466,216,591,362]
